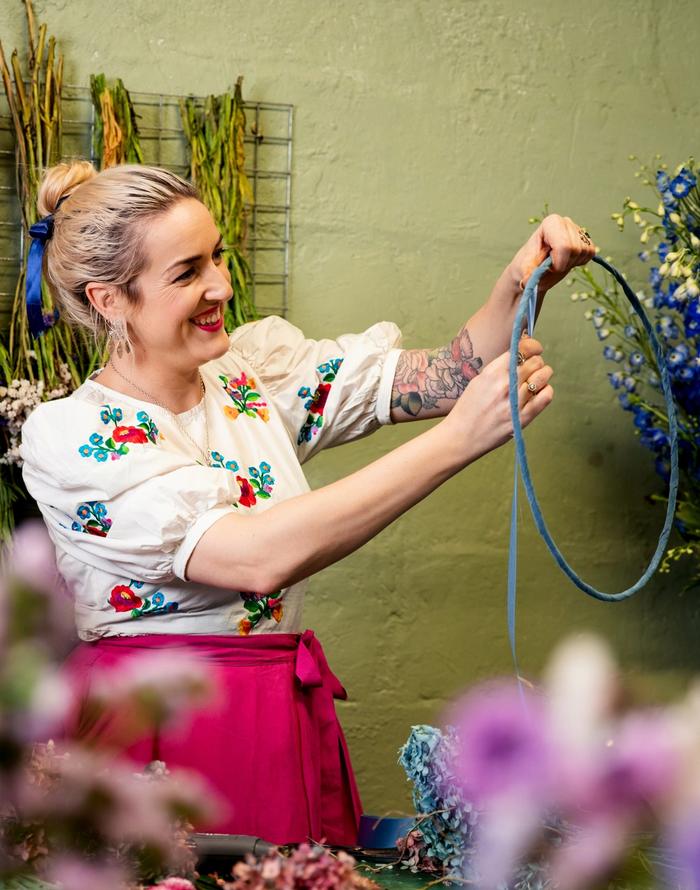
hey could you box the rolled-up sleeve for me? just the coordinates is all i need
[228,315,403,462]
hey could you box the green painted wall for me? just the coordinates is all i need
[4,0,700,814]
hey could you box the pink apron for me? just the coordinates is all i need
[63,630,362,846]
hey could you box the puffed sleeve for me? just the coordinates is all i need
[20,397,241,584]
[228,315,403,461]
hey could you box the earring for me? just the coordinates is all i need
[107,316,131,357]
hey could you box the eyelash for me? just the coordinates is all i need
[174,247,225,284]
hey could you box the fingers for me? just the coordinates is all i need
[518,363,553,409]
[520,383,554,426]
[517,336,543,362]
[544,214,597,274]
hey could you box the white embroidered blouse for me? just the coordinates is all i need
[20,316,402,640]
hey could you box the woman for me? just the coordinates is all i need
[20,161,594,845]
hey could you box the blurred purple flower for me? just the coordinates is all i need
[17,666,73,743]
[449,680,552,806]
[89,649,215,729]
[548,818,630,890]
[668,812,700,890]
[9,520,61,594]
[578,711,682,818]
[48,855,128,890]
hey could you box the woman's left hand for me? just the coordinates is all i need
[510,213,597,294]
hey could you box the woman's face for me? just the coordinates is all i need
[122,197,233,371]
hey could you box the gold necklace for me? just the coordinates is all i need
[107,359,212,467]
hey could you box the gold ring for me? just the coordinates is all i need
[517,351,525,366]
[578,227,592,246]
[527,381,538,394]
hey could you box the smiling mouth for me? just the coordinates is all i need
[190,308,223,331]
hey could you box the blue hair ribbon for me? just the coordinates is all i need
[26,215,60,339]
[507,254,679,675]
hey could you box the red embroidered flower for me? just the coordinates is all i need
[310,383,331,416]
[85,525,108,537]
[113,425,148,444]
[109,584,142,612]
[237,477,257,508]
[238,617,252,636]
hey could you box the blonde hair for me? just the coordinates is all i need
[37,161,199,340]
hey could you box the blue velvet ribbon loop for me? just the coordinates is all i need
[26,216,59,338]
[507,254,679,669]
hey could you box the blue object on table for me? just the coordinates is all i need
[507,254,680,673]
[358,814,416,849]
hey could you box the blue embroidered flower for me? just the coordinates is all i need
[630,352,645,368]
[72,501,113,537]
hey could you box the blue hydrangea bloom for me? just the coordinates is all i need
[398,725,479,879]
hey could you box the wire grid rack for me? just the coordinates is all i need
[0,84,293,331]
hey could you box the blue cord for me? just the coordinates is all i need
[506,255,679,667]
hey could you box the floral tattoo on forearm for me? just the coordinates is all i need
[391,326,483,417]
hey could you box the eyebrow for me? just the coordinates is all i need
[164,237,224,275]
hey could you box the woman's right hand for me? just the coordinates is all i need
[440,336,554,466]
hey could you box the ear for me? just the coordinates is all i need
[84,282,127,322]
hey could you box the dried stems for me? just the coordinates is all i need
[180,77,257,329]
[89,73,144,168]
[0,0,100,389]
[0,0,103,538]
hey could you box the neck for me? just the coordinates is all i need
[103,350,204,414]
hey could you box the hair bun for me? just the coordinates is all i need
[37,160,97,216]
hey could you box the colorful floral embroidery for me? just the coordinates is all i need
[238,591,283,635]
[108,579,179,619]
[210,453,276,509]
[79,405,159,462]
[209,451,240,473]
[297,357,344,444]
[71,501,112,537]
[219,372,270,422]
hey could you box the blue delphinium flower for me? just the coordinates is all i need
[685,299,700,337]
[657,316,680,340]
[670,168,697,199]
[668,343,690,373]
[657,170,679,209]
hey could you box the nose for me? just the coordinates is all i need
[204,258,234,303]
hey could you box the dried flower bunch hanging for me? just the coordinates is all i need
[180,78,257,329]
[90,73,144,169]
[0,0,103,539]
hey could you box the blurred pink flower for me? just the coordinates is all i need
[148,878,196,889]
[9,520,61,594]
[573,711,683,818]
[48,855,128,890]
[548,818,631,890]
[449,680,553,806]
[88,649,215,729]
[18,665,74,742]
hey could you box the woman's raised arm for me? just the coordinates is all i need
[185,339,553,593]
[389,214,595,422]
